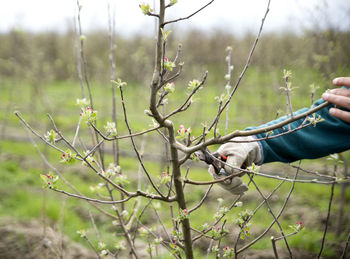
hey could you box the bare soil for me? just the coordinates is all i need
[0,220,96,259]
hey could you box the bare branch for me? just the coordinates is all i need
[163,0,215,26]
[289,163,336,180]
[81,235,102,259]
[237,162,300,254]
[176,101,330,154]
[228,117,310,143]
[118,84,165,198]
[206,0,271,133]
[47,114,172,201]
[89,210,101,243]
[224,47,233,135]
[76,0,93,109]
[52,188,132,204]
[21,119,119,220]
[14,111,64,154]
[234,180,286,254]
[192,196,243,243]
[90,122,161,141]
[188,184,213,213]
[108,0,120,165]
[285,75,294,119]
[113,206,140,258]
[72,116,82,147]
[74,2,85,98]
[249,177,293,257]
[150,200,172,241]
[164,71,208,119]
[184,170,243,185]
[160,64,184,90]
[317,170,336,258]
[271,237,279,259]
[341,232,350,259]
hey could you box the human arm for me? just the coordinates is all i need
[210,77,350,194]
[256,77,350,163]
[254,96,350,163]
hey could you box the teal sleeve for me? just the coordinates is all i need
[248,98,350,163]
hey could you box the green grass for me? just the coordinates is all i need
[1,68,350,258]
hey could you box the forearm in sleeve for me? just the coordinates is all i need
[248,98,350,163]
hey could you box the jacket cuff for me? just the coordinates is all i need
[252,135,264,165]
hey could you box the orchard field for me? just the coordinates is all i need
[1,3,350,258]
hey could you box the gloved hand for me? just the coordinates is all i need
[208,136,262,195]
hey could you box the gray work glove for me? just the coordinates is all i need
[208,136,262,195]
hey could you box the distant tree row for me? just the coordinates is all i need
[1,28,349,86]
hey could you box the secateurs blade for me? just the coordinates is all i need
[194,148,229,176]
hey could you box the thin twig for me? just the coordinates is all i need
[48,114,173,202]
[237,163,300,254]
[249,177,293,257]
[289,163,336,180]
[82,236,102,259]
[118,85,165,198]
[89,210,101,243]
[108,0,120,165]
[163,0,215,26]
[271,237,279,259]
[234,180,285,254]
[164,71,208,120]
[74,3,85,98]
[317,170,336,259]
[113,207,140,259]
[52,188,132,204]
[206,0,271,134]
[336,154,348,235]
[126,136,146,229]
[274,231,298,241]
[285,75,294,119]
[192,196,243,243]
[184,156,340,185]
[156,128,170,143]
[341,232,350,259]
[15,111,64,153]
[76,0,93,109]
[175,101,331,155]
[225,47,233,135]
[90,122,161,141]
[72,116,82,147]
[132,199,152,243]
[188,184,213,213]
[228,117,309,143]
[22,124,119,219]
[151,200,172,241]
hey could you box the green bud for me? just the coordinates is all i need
[76,98,89,108]
[283,69,292,79]
[164,82,175,93]
[187,80,200,91]
[40,172,59,189]
[76,229,87,238]
[139,3,153,15]
[111,78,127,88]
[104,121,117,136]
[44,129,58,144]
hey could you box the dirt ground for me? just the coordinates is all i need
[0,219,348,258]
[0,220,97,259]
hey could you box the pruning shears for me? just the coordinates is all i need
[195,148,230,177]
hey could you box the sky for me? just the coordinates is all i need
[0,0,349,36]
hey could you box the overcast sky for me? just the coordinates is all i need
[0,0,349,36]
